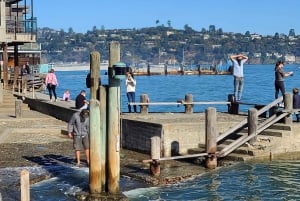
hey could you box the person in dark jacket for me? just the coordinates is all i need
[68,109,90,166]
[293,87,300,122]
[75,90,89,110]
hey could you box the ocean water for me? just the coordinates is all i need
[53,64,299,113]
[5,64,300,200]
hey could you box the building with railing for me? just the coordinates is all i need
[0,0,37,88]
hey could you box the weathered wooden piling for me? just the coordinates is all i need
[140,94,149,114]
[89,51,102,194]
[107,41,121,194]
[284,93,292,124]
[99,85,107,191]
[150,136,161,176]
[227,94,239,114]
[15,99,22,118]
[205,107,217,169]
[184,94,193,114]
[248,108,258,144]
[20,169,30,201]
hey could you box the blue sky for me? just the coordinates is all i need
[34,0,299,36]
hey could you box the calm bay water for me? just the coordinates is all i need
[54,64,299,113]
[17,64,300,200]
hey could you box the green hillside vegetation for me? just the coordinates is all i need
[37,25,300,65]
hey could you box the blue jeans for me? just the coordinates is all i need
[127,92,137,112]
[234,76,244,101]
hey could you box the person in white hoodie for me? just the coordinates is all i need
[126,72,137,112]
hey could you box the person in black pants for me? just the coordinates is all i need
[274,60,293,107]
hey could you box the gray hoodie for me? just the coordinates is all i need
[67,111,89,137]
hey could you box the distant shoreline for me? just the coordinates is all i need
[52,63,108,71]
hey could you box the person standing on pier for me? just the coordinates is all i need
[68,109,90,167]
[126,72,137,112]
[45,68,59,102]
[274,60,293,101]
[230,54,248,101]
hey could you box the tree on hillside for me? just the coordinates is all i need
[167,20,172,28]
[155,20,160,26]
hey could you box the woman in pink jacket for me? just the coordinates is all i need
[45,68,59,102]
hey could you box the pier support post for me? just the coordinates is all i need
[248,108,258,144]
[205,107,217,169]
[20,169,30,201]
[227,94,239,114]
[184,94,193,114]
[15,99,22,118]
[150,136,161,177]
[284,93,292,124]
[140,94,149,114]
[89,51,102,194]
[107,41,121,194]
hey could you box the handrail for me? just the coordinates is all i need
[130,101,230,106]
[143,152,209,163]
[256,113,289,133]
[217,97,283,143]
[256,97,283,116]
[217,118,247,142]
[217,111,289,158]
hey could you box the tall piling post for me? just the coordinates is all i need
[205,107,217,169]
[184,94,193,114]
[140,94,149,114]
[248,108,258,144]
[107,41,121,194]
[284,93,293,124]
[89,52,102,194]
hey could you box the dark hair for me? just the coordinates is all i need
[80,109,89,122]
[128,72,135,79]
[276,60,284,66]
[293,87,299,94]
[274,60,284,71]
